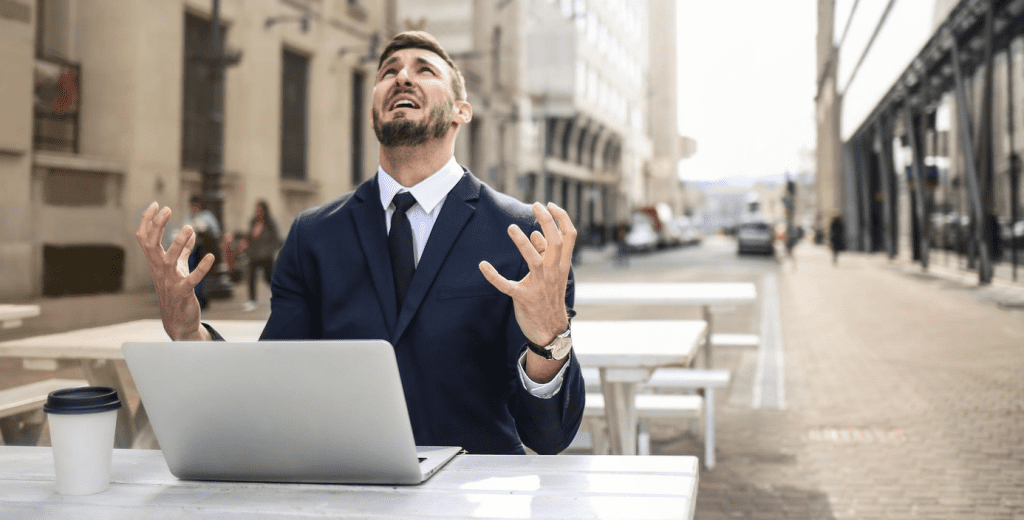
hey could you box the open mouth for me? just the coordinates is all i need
[391,99,420,110]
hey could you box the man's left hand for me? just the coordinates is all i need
[479,202,577,354]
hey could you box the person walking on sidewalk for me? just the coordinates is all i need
[240,200,282,312]
[134,31,585,456]
[186,195,222,310]
[829,215,846,266]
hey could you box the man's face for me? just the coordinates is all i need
[372,48,459,148]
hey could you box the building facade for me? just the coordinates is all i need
[818,0,1024,283]
[0,0,388,299]
[0,0,684,301]
[400,0,681,246]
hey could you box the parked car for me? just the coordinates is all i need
[1000,219,1024,250]
[667,216,703,246]
[737,221,775,255]
[624,212,659,253]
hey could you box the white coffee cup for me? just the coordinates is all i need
[43,387,122,495]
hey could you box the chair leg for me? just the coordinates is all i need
[704,388,716,469]
[637,418,651,455]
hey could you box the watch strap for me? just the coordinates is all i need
[526,338,556,360]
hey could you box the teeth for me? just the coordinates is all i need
[394,100,417,109]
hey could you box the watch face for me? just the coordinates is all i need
[549,336,572,360]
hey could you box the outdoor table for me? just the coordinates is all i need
[0,319,264,449]
[0,446,699,519]
[574,282,757,368]
[0,304,41,330]
[572,320,707,456]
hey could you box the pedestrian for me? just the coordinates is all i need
[615,225,630,267]
[829,215,845,266]
[185,195,222,309]
[135,31,585,455]
[240,200,282,312]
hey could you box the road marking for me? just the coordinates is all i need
[753,273,786,409]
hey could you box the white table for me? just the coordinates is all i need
[574,282,757,368]
[572,320,707,456]
[0,446,699,519]
[0,304,40,329]
[0,319,264,448]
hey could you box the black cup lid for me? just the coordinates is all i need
[43,386,122,415]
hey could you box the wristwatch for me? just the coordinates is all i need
[526,326,573,361]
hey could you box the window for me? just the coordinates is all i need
[281,49,309,180]
[36,0,69,60]
[182,13,225,171]
[34,0,78,152]
[350,70,364,186]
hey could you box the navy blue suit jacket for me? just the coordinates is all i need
[256,170,585,455]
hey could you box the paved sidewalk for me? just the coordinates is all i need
[657,244,1024,519]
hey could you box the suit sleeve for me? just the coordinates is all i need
[259,216,322,340]
[505,263,585,455]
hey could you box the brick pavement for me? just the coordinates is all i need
[650,244,1024,519]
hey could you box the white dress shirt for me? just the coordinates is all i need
[377,158,569,398]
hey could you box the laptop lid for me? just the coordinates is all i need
[122,340,460,485]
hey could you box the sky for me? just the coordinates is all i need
[676,0,818,183]
[672,0,937,184]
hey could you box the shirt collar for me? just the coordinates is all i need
[377,157,464,214]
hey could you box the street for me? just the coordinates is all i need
[575,236,1024,519]
[3,235,1024,519]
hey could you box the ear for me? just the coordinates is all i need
[453,100,473,125]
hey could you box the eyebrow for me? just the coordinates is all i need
[378,55,440,72]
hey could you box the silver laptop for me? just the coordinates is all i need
[122,340,461,485]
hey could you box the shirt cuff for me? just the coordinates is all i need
[517,350,567,399]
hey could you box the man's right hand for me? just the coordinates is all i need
[135,202,214,341]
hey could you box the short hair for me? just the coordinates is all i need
[189,195,202,206]
[378,31,467,101]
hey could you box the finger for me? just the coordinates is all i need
[146,206,173,252]
[136,202,159,246]
[166,225,195,266]
[547,202,577,271]
[185,253,216,286]
[478,261,516,296]
[507,224,543,267]
[530,230,547,255]
[531,202,562,267]
[177,229,197,268]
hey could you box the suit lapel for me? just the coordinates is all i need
[351,177,398,333]
[393,172,480,344]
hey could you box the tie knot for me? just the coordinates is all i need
[392,192,417,214]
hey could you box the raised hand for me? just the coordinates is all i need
[479,202,577,368]
[135,202,214,340]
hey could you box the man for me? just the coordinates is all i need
[829,215,845,266]
[135,31,585,455]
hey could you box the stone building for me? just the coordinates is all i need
[0,0,685,301]
[0,0,387,299]
[400,0,686,246]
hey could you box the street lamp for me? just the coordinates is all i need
[200,0,242,300]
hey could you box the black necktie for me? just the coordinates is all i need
[388,192,417,310]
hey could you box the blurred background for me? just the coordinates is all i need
[4,2,1024,517]
[0,0,1018,298]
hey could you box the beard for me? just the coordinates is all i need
[373,99,453,148]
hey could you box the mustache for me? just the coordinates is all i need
[386,87,420,107]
